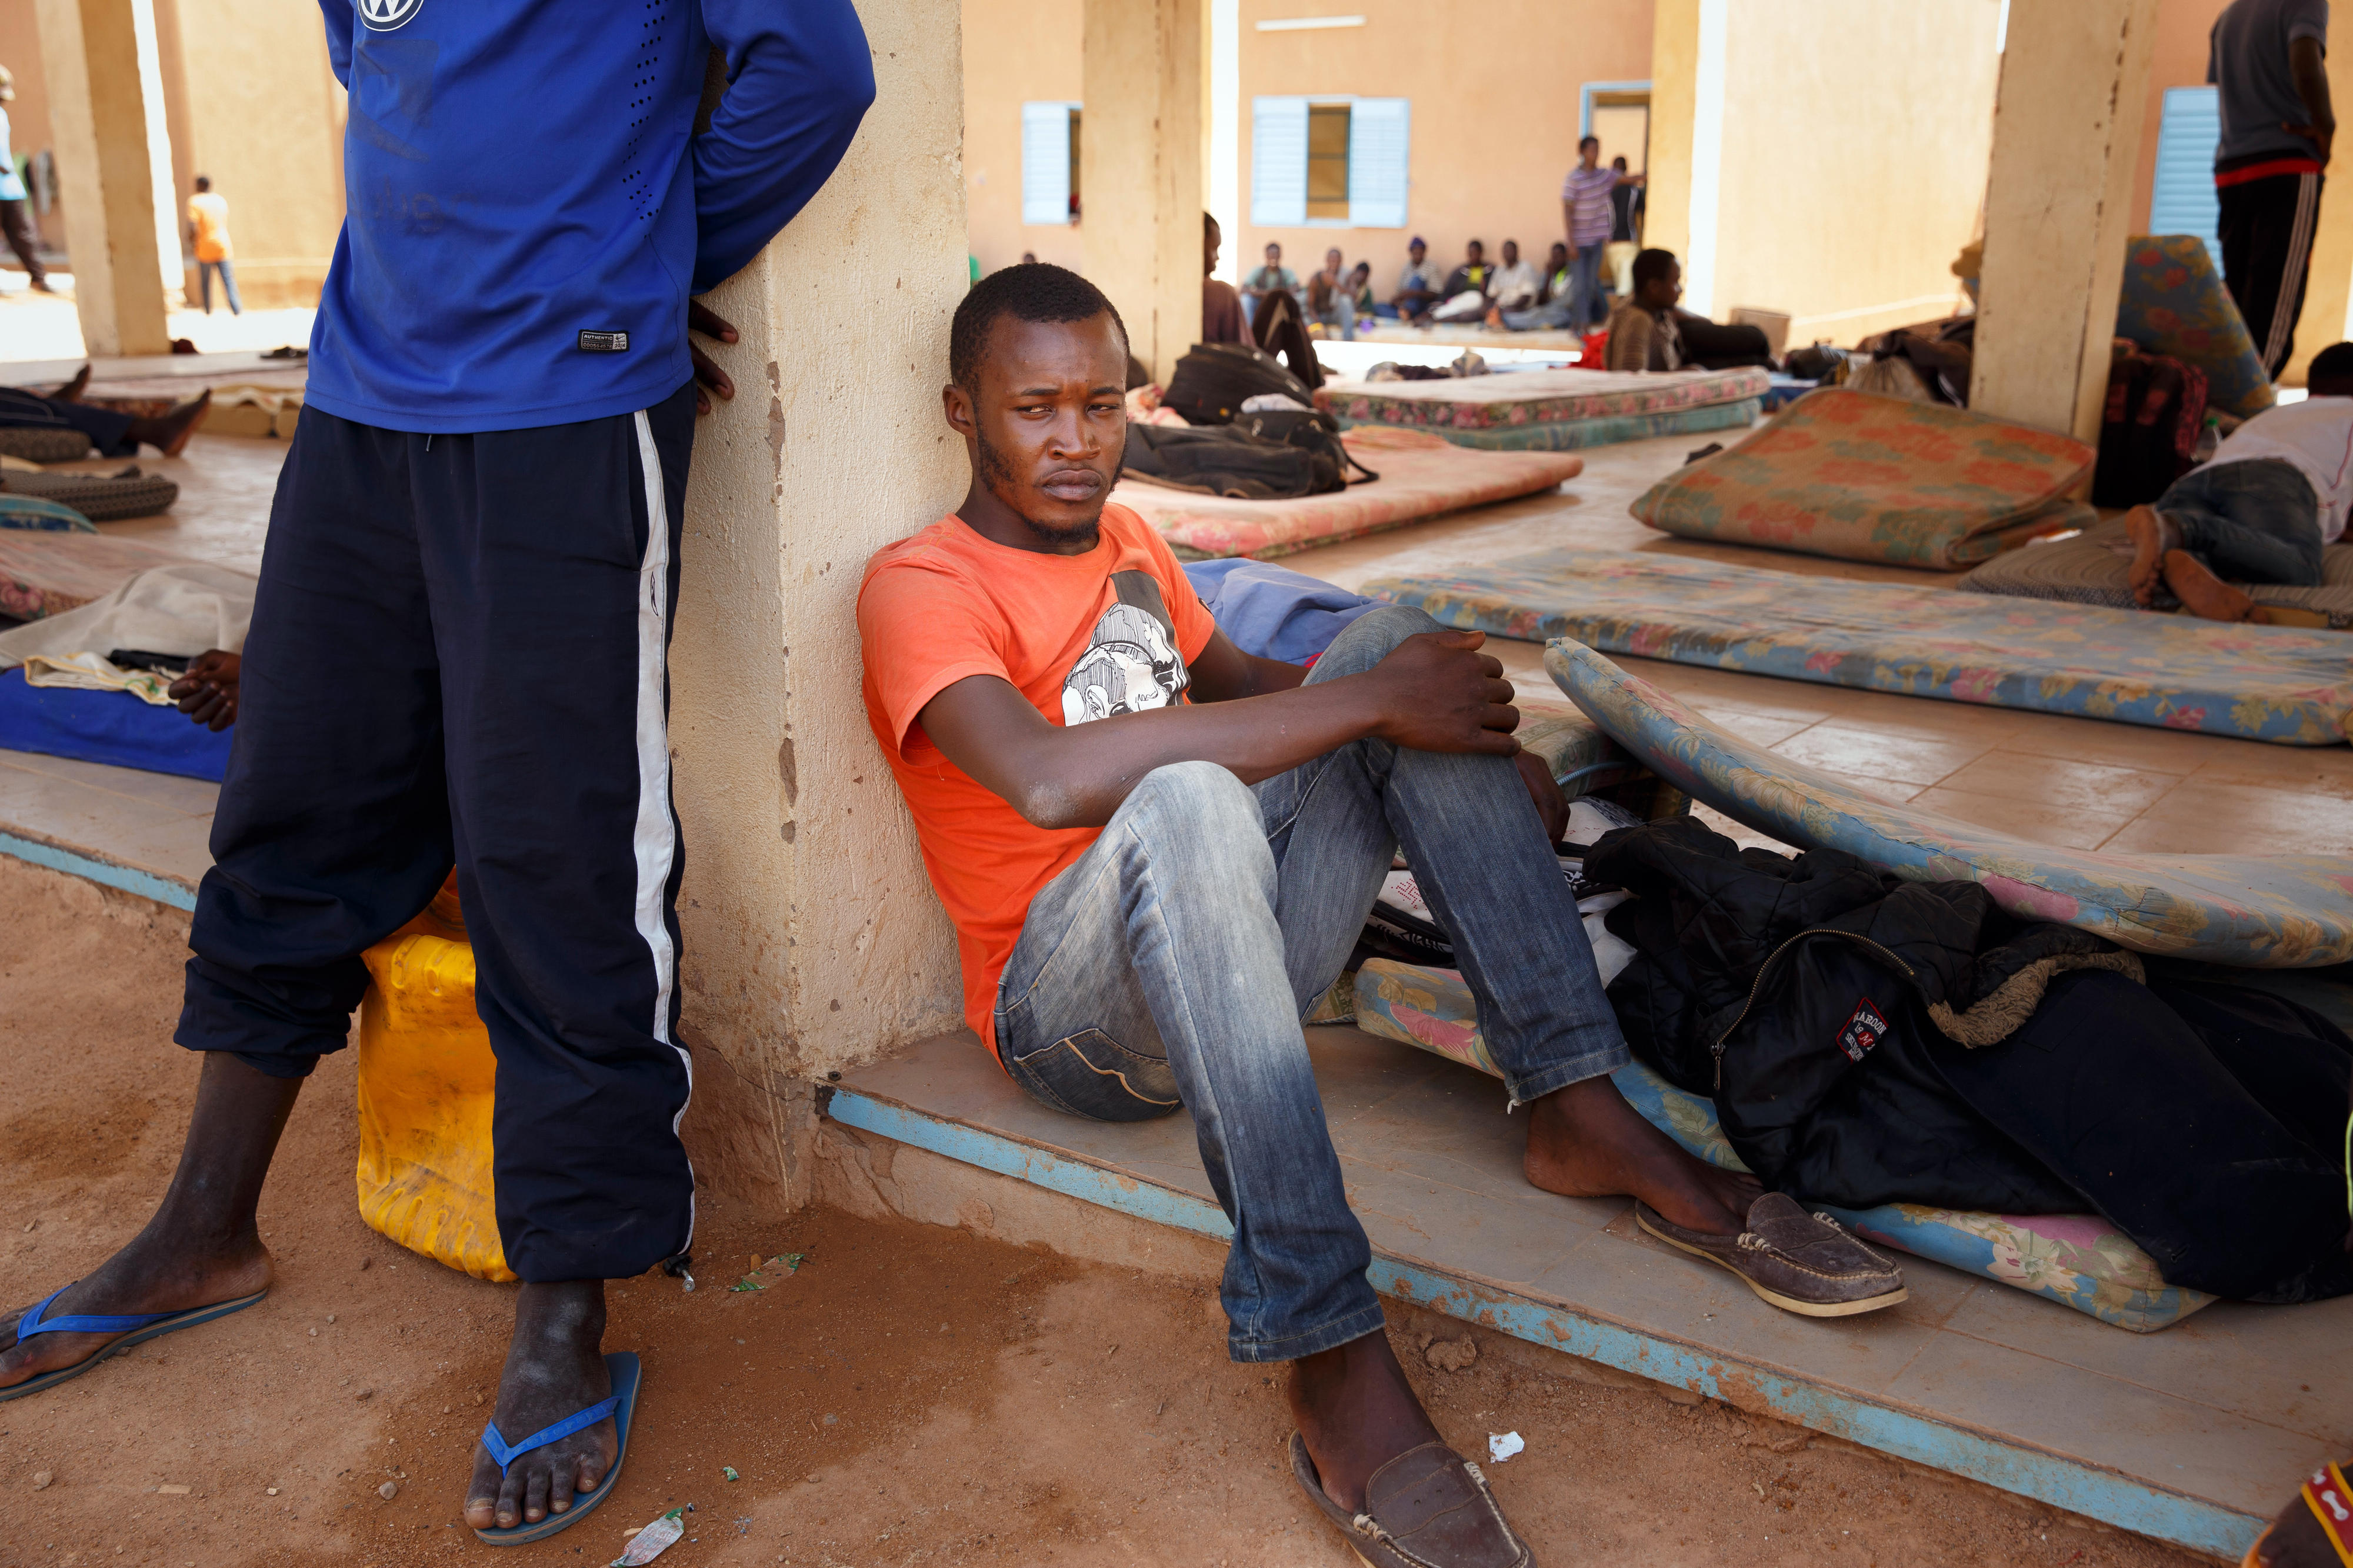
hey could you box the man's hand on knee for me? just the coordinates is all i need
[1362,630,1521,756]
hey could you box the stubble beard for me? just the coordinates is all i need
[976,429,1102,550]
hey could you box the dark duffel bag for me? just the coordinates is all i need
[1234,406,1378,486]
[2093,353,2208,508]
[1162,341,1319,426]
[1121,421,1342,499]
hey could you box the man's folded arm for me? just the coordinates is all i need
[693,0,878,293]
[915,628,1521,832]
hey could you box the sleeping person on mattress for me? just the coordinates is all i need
[2127,342,2353,620]
[856,261,1910,1568]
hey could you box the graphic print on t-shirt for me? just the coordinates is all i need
[1060,570,1191,726]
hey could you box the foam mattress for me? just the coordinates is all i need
[1363,546,2353,745]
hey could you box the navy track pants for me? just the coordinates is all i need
[176,383,698,1283]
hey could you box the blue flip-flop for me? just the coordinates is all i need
[472,1350,641,1546]
[0,1282,269,1403]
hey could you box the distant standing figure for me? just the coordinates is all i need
[0,65,47,293]
[1561,135,1642,329]
[2210,0,2334,376]
[187,176,241,316]
[1608,155,1645,243]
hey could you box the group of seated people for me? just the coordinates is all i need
[1208,224,1771,378]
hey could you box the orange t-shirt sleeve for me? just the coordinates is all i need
[858,561,1012,755]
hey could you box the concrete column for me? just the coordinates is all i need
[1080,0,1205,384]
[1970,0,2159,441]
[2281,2,2353,386]
[668,0,966,1212]
[34,0,176,355]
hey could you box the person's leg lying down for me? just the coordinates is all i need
[2128,458,2325,622]
[858,263,1908,1568]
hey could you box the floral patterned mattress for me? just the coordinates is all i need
[2117,234,2276,421]
[1542,638,2353,968]
[1363,547,2353,746]
[1114,426,1583,560]
[1350,958,2214,1332]
[1629,387,2095,569]
[1314,366,1773,432]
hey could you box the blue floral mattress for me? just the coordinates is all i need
[1351,958,2215,1332]
[1361,547,2353,746]
[1542,638,2353,968]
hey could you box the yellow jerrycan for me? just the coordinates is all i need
[354,876,516,1282]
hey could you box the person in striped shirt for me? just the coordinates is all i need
[1561,135,1644,330]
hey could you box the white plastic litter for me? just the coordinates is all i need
[1239,392,1314,413]
[611,1509,685,1565]
[1487,1432,1525,1464]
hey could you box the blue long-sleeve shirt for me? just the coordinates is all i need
[306,0,874,433]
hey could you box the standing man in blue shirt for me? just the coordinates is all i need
[2211,0,2336,376]
[0,0,874,1546]
[0,64,49,293]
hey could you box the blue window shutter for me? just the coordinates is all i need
[1347,98,1410,228]
[2149,86,2222,268]
[1251,97,1309,226]
[1022,102,1075,226]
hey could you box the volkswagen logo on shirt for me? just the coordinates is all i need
[358,0,423,31]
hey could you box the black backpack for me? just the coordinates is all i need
[1235,407,1378,485]
[1162,341,1319,426]
[1122,423,1342,499]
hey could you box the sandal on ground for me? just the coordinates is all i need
[1288,1430,1532,1568]
[473,1351,641,1546]
[0,1282,268,1403]
[1637,1192,1908,1318]
[2240,1460,2353,1567]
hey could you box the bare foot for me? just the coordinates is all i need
[2244,1462,2353,1566]
[51,363,90,402]
[2161,548,2258,621]
[1287,1328,1441,1512]
[463,1281,616,1532]
[0,1238,273,1392]
[0,1053,297,1394]
[2123,505,2169,605]
[125,389,211,458]
[1524,1073,1761,1234]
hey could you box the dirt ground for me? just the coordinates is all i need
[0,855,2219,1568]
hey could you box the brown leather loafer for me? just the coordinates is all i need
[1637,1192,1907,1317]
[1289,1432,1533,1568]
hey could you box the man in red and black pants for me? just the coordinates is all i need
[2211,0,2336,379]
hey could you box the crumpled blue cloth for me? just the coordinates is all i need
[1183,558,1381,665]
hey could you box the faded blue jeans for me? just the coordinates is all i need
[2154,456,2325,586]
[1567,241,1609,329]
[993,606,1629,1363]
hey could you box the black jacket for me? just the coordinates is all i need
[1589,819,2353,1301]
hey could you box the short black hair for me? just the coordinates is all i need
[2309,342,2353,388]
[1579,135,1601,152]
[1631,247,1679,291]
[949,263,1128,392]
[1466,238,1484,252]
[194,175,211,191]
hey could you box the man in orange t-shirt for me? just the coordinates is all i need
[859,263,1901,1566]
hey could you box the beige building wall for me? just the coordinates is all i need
[0,6,68,258]
[1655,0,1998,345]
[964,0,1084,276]
[3,0,341,312]
[1236,0,1653,296]
[156,0,344,309]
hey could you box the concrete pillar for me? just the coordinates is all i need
[1970,0,2159,441]
[668,0,966,1212]
[2281,3,2353,386]
[34,0,177,355]
[1079,0,1205,384]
